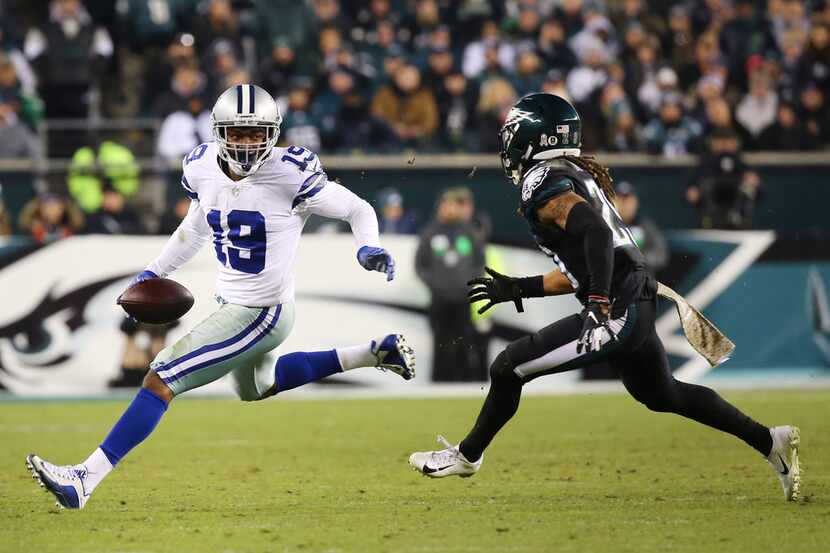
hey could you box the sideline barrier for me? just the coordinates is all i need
[0,232,828,397]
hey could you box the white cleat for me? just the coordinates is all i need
[766,426,801,501]
[372,334,415,380]
[26,454,90,510]
[409,435,482,478]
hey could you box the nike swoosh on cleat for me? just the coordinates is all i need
[422,464,454,474]
[777,453,789,475]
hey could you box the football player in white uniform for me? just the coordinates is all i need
[26,84,416,510]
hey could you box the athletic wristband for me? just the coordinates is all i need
[518,275,545,298]
[587,294,610,305]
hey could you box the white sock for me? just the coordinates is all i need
[80,448,114,493]
[336,341,377,371]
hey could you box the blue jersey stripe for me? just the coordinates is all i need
[291,181,326,209]
[161,305,282,384]
[156,307,269,375]
[180,176,198,199]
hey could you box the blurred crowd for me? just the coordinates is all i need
[0,0,824,241]
[0,0,828,159]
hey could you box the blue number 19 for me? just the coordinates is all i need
[206,209,266,274]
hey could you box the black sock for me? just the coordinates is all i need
[671,381,772,456]
[459,353,523,462]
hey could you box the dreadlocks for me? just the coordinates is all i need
[563,155,615,200]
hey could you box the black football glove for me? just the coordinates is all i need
[577,296,617,354]
[467,267,525,314]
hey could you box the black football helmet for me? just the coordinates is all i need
[498,93,582,186]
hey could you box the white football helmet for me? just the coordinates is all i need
[211,84,281,176]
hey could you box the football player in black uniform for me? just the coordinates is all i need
[409,93,801,501]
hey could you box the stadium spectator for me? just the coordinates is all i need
[757,101,808,150]
[799,82,830,149]
[313,0,352,31]
[719,0,776,92]
[643,94,703,156]
[0,47,41,132]
[678,32,722,93]
[261,37,304,99]
[423,46,455,93]
[540,68,570,98]
[611,0,667,44]
[204,39,242,98]
[192,0,241,56]
[361,19,399,76]
[152,66,207,119]
[156,74,211,162]
[68,141,139,213]
[435,70,479,152]
[686,128,762,230]
[554,0,586,38]
[0,105,41,159]
[111,0,188,115]
[800,23,830,94]
[666,5,696,70]
[84,189,144,235]
[0,24,37,97]
[18,193,85,244]
[505,4,542,50]
[376,187,418,235]
[475,77,517,152]
[736,68,779,148]
[23,0,113,119]
[253,0,317,70]
[511,47,544,97]
[600,81,639,151]
[536,18,578,74]
[415,187,486,382]
[462,20,513,79]
[280,79,323,153]
[371,64,439,147]
[704,98,741,139]
[614,181,668,272]
[330,79,399,153]
[776,29,808,103]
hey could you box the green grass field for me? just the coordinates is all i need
[2,389,829,553]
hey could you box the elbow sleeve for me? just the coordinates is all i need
[565,202,613,298]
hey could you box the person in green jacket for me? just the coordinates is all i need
[68,140,139,213]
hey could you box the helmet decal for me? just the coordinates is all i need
[504,107,542,126]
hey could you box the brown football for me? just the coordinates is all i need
[117,278,195,324]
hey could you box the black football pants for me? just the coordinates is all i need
[459,296,772,462]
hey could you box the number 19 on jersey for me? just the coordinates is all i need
[206,209,267,274]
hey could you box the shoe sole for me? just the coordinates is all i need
[789,427,801,502]
[387,334,416,380]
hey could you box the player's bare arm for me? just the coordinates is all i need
[534,190,586,230]
[542,269,575,296]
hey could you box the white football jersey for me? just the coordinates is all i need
[169,142,378,307]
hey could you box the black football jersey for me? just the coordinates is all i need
[519,158,651,312]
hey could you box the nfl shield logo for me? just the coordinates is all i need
[556,124,569,133]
